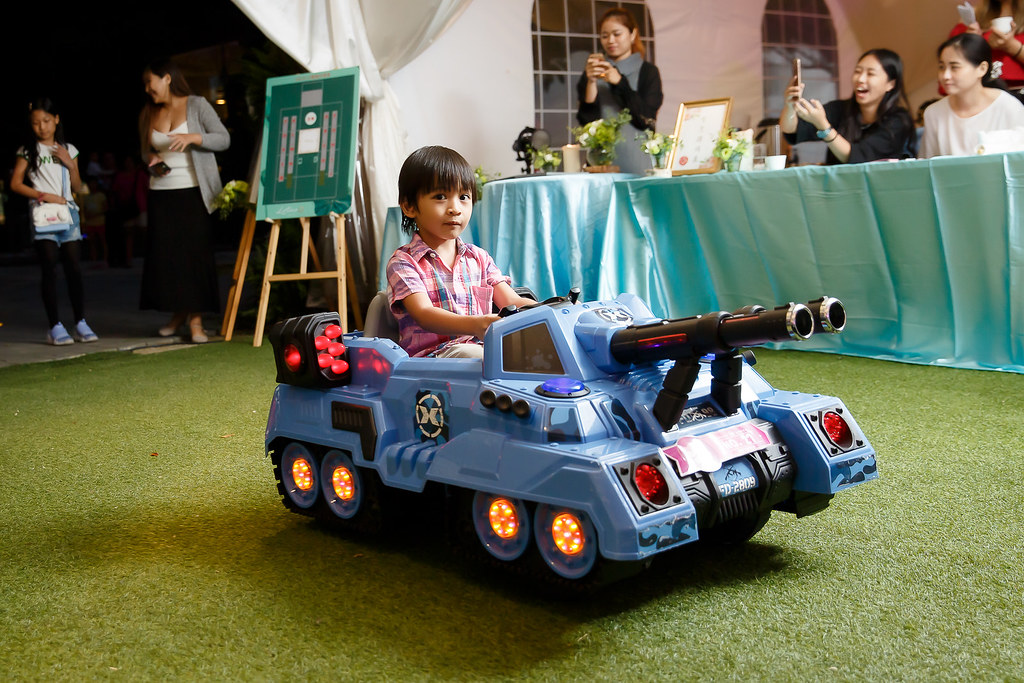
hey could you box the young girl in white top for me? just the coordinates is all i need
[921,32,1024,157]
[9,97,99,345]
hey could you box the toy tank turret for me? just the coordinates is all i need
[264,291,875,589]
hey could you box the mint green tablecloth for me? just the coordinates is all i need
[605,153,1024,372]
[379,155,1024,373]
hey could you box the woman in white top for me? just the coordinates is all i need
[921,32,1024,157]
[138,57,230,343]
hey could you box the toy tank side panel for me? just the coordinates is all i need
[265,385,394,466]
[755,393,878,493]
[425,433,694,560]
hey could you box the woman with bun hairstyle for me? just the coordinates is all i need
[781,48,914,163]
[576,6,663,174]
[920,32,1024,157]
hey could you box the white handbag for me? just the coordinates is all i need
[31,165,78,234]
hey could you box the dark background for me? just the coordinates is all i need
[0,0,301,253]
[2,0,266,162]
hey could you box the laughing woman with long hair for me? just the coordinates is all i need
[780,48,914,163]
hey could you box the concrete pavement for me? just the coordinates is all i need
[0,252,235,369]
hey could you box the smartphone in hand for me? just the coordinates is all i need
[792,58,802,87]
[148,161,171,177]
[957,1,976,25]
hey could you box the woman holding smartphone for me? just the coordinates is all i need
[576,6,663,174]
[951,0,1024,93]
[780,48,914,164]
[138,56,230,343]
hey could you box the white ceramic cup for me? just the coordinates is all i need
[765,155,787,171]
[992,16,1013,33]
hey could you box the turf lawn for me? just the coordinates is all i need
[1,341,1021,681]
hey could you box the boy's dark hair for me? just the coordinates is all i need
[24,97,67,175]
[398,146,476,234]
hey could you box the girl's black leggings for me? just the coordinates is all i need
[36,238,84,327]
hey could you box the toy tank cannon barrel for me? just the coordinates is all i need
[609,302,816,366]
[606,298,846,431]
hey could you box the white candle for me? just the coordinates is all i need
[562,144,581,173]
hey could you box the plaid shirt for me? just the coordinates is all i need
[387,233,511,357]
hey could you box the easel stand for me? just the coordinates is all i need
[220,212,362,347]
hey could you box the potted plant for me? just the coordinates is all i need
[529,145,562,173]
[636,129,675,176]
[712,128,752,173]
[571,109,632,171]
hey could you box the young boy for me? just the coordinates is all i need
[386,146,535,358]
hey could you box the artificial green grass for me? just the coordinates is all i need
[1,343,1022,681]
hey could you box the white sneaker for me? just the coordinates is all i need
[74,319,99,343]
[47,322,74,345]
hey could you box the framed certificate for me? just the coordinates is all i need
[669,98,733,175]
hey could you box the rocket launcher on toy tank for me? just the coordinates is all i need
[608,297,846,431]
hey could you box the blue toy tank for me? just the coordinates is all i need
[264,292,877,588]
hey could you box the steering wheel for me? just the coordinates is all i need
[497,287,581,318]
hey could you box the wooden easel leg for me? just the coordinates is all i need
[334,214,348,332]
[220,209,257,341]
[253,220,281,347]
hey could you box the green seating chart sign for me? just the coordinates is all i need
[256,66,360,220]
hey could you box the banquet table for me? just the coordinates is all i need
[379,153,1024,373]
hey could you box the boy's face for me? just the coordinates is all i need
[402,186,473,249]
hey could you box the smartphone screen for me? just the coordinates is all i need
[792,58,802,87]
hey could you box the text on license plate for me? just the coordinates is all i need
[712,458,759,498]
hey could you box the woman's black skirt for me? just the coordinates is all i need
[140,186,220,313]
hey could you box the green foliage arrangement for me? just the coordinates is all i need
[530,145,562,172]
[571,109,632,166]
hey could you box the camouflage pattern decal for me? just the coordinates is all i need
[831,454,879,490]
[637,512,697,556]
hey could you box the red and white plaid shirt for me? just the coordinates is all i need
[386,233,511,357]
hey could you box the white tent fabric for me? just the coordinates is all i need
[230,0,472,254]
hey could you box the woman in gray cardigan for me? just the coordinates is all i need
[138,57,230,343]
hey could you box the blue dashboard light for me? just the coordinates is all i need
[536,377,590,398]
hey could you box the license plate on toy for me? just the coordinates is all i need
[712,458,759,498]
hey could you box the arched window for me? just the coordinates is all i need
[762,0,839,121]
[532,1,655,147]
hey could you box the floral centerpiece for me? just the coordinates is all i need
[571,109,632,169]
[712,128,752,173]
[530,145,562,173]
[212,179,251,220]
[636,129,675,172]
[474,166,500,199]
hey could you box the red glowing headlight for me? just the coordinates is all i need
[282,343,303,373]
[821,410,853,449]
[634,463,669,505]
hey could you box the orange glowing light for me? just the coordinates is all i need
[488,498,519,538]
[292,459,314,491]
[332,466,355,500]
[551,513,584,555]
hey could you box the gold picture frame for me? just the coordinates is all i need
[669,98,733,175]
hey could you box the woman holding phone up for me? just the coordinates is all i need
[780,48,914,164]
[950,0,1024,93]
[576,7,663,174]
[138,56,230,343]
